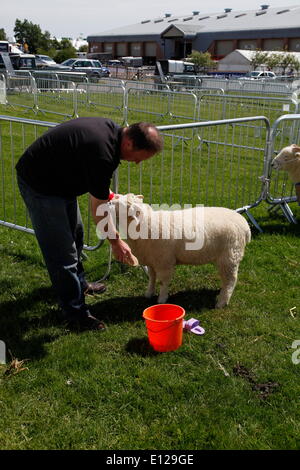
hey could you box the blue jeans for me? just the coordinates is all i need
[17,175,90,319]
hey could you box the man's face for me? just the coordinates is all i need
[123,148,156,165]
[120,131,157,164]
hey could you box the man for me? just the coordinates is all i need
[16,118,163,331]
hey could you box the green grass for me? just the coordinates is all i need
[1,212,300,450]
[0,97,300,450]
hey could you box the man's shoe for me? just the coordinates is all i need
[66,313,106,332]
[80,314,106,331]
[84,282,106,295]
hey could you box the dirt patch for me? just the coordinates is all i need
[233,363,280,400]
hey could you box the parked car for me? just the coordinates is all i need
[108,59,123,66]
[60,58,110,77]
[241,71,276,80]
[0,53,36,71]
[35,55,57,68]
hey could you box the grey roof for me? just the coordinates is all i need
[87,5,300,41]
[219,49,300,63]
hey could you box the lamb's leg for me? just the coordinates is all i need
[216,261,239,308]
[145,266,156,298]
[157,268,174,304]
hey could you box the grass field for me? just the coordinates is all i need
[0,97,300,450]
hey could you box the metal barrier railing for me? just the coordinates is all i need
[198,77,293,96]
[75,82,126,125]
[2,72,299,126]
[124,88,198,126]
[34,78,77,119]
[33,70,89,85]
[198,93,299,124]
[6,74,36,112]
[0,74,6,105]
[1,113,300,239]
[264,113,300,223]
[0,115,102,250]
[114,116,271,232]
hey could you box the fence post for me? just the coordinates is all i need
[0,73,7,105]
[0,340,5,364]
[72,81,79,118]
[123,88,129,125]
[31,75,38,114]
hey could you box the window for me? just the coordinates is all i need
[61,59,76,66]
[256,11,267,16]
[74,61,85,67]
[277,9,289,14]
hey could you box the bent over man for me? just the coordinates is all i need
[16,117,163,330]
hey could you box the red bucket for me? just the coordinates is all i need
[142,304,185,352]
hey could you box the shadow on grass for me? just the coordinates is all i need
[92,287,218,323]
[0,282,218,360]
[0,285,61,360]
[125,337,159,357]
[249,209,300,238]
[0,243,45,269]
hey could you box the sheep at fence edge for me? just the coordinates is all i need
[109,194,251,308]
[271,144,300,204]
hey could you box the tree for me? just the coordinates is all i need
[13,19,55,54]
[250,50,269,70]
[79,45,88,53]
[290,57,300,73]
[265,53,281,71]
[54,48,76,63]
[279,53,299,75]
[0,28,7,41]
[53,39,77,63]
[186,50,215,72]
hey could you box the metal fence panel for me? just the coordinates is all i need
[6,75,36,111]
[240,80,292,96]
[0,115,101,249]
[0,74,6,104]
[199,77,293,96]
[0,117,55,234]
[200,78,230,91]
[198,93,297,124]
[125,80,169,92]
[75,82,125,124]
[115,117,269,223]
[124,88,197,125]
[35,78,76,119]
[265,114,300,221]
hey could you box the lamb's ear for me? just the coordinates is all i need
[136,194,144,201]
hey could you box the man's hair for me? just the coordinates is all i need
[125,122,163,153]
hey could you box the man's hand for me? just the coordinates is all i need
[110,238,138,266]
[90,194,138,266]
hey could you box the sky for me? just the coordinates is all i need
[2,0,299,40]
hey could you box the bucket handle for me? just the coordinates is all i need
[145,318,182,334]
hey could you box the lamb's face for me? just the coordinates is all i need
[271,144,300,171]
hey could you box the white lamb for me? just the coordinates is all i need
[110,194,251,308]
[271,144,300,202]
[271,144,300,182]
